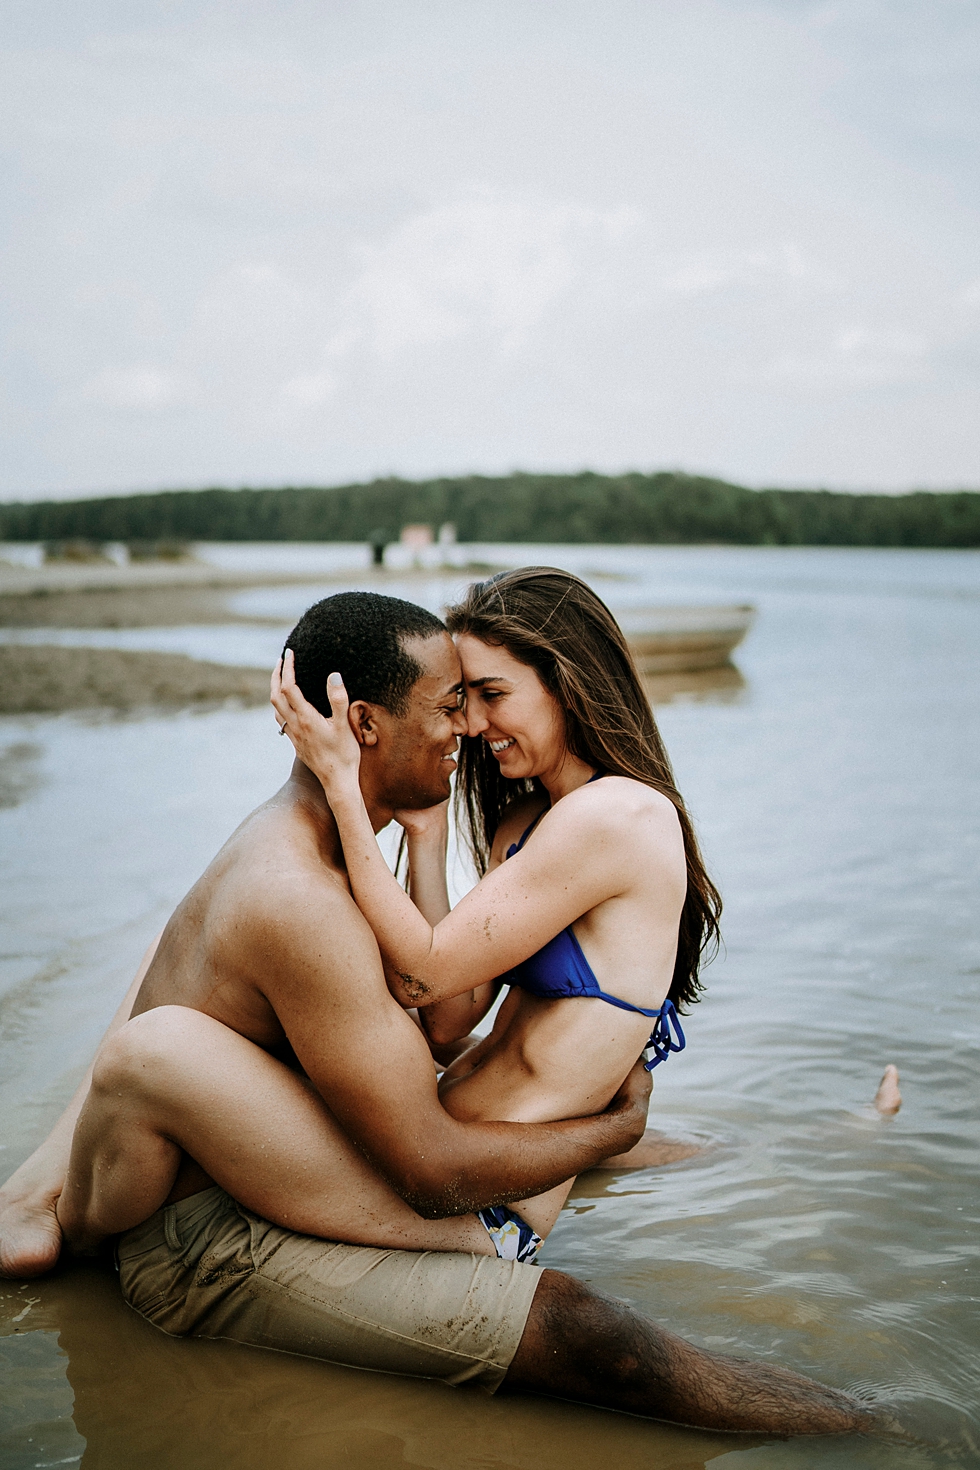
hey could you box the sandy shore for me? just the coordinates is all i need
[0,644,271,714]
[0,570,290,711]
[0,583,274,628]
[0,561,485,628]
[0,560,354,597]
[0,563,454,711]
[0,559,748,712]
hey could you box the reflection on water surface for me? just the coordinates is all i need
[0,742,43,810]
[1,546,978,1468]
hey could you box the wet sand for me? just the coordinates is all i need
[0,567,372,629]
[0,569,296,713]
[0,556,499,604]
[0,645,271,714]
[0,567,388,713]
[1,1264,754,1470]
[0,584,268,629]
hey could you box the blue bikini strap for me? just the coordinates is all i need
[584,992,685,1070]
[509,809,545,856]
[589,989,661,1019]
[507,770,606,857]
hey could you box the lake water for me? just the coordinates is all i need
[1,544,978,1469]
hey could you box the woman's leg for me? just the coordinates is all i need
[56,1005,495,1257]
[1,933,161,1278]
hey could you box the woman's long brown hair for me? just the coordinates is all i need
[445,567,721,1011]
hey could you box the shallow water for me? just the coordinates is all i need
[1,545,978,1468]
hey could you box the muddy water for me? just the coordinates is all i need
[1,546,977,1469]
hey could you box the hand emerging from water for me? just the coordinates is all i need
[271,651,362,802]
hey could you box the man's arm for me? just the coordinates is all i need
[259,888,649,1217]
[0,933,161,1277]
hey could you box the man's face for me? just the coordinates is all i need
[368,632,466,810]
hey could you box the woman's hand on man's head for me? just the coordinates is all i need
[271,651,362,794]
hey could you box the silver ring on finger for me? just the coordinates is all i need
[278,722,287,736]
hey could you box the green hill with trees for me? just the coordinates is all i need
[1,472,978,547]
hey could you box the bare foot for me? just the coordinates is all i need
[873,1064,901,1116]
[0,1185,64,1278]
[591,1128,704,1170]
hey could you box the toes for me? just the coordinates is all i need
[873,1064,902,1116]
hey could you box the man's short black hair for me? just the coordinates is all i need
[284,591,446,717]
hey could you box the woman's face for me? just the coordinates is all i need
[455,633,565,780]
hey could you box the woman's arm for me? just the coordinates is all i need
[417,979,503,1046]
[272,659,636,1006]
[397,802,501,1044]
[401,802,451,925]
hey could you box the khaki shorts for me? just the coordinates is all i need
[117,1187,541,1393]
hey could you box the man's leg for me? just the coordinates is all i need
[504,1270,878,1436]
[121,1189,881,1438]
[0,935,160,1278]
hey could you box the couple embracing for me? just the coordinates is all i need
[0,567,877,1436]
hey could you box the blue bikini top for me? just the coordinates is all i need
[503,774,686,1072]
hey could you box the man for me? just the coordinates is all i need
[0,592,880,1436]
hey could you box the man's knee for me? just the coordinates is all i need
[505,1268,666,1396]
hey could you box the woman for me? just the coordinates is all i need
[58,568,719,1263]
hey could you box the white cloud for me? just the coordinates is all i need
[340,194,639,360]
[657,243,842,299]
[774,325,930,385]
[834,327,927,358]
[78,367,184,411]
[279,373,337,407]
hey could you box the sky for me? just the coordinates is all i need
[2,0,978,502]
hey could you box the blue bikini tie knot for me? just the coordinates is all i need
[644,998,686,1071]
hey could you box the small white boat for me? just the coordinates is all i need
[616,604,755,674]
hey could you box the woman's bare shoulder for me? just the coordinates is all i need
[555,775,682,850]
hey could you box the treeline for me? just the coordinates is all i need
[2,472,978,547]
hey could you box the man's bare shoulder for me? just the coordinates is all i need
[152,792,384,1017]
[223,820,370,958]
[216,794,349,908]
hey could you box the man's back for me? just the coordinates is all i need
[131,774,363,1055]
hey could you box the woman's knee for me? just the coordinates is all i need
[91,1006,204,1100]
